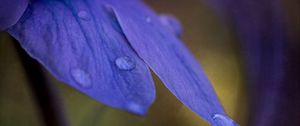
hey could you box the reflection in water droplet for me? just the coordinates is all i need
[159,14,182,37]
[126,102,145,115]
[77,11,90,20]
[115,56,136,71]
[212,114,239,126]
[70,68,92,88]
[146,16,152,23]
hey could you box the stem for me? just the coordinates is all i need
[13,38,70,126]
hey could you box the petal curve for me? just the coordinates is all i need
[7,0,155,115]
[107,0,227,124]
[0,0,29,31]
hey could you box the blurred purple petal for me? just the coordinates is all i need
[108,0,231,124]
[0,0,29,31]
[7,0,155,115]
[205,0,300,125]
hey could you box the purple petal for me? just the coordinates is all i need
[107,0,229,124]
[7,0,155,115]
[0,0,29,31]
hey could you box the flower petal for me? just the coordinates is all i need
[0,0,29,31]
[107,0,228,124]
[7,0,155,115]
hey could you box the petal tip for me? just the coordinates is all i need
[212,114,239,126]
[125,102,149,116]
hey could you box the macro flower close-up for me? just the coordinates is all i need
[0,0,299,126]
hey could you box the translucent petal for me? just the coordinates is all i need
[107,0,226,123]
[7,0,155,115]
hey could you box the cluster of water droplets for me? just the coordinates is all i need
[73,9,238,123]
[70,56,136,88]
[72,7,139,87]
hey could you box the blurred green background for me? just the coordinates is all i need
[0,0,249,125]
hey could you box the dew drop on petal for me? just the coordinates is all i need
[159,14,182,37]
[212,114,239,126]
[77,11,90,20]
[126,102,146,115]
[115,56,136,71]
[70,68,92,88]
[146,16,152,23]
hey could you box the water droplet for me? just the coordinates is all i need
[146,17,152,23]
[212,114,239,126]
[77,11,90,20]
[115,56,136,71]
[126,102,146,115]
[70,68,92,88]
[159,14,182,37]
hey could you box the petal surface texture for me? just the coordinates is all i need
[107,0,226,124]
[0,0,29,31]
[7,0,155,115]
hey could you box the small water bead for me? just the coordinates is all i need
[70,68,92,88]
[115,56,136,71]
[212,114,239,126]
[146,16,152,23]
[77,11,91,20]
[159,14,183,37]
[126,102,145,115]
